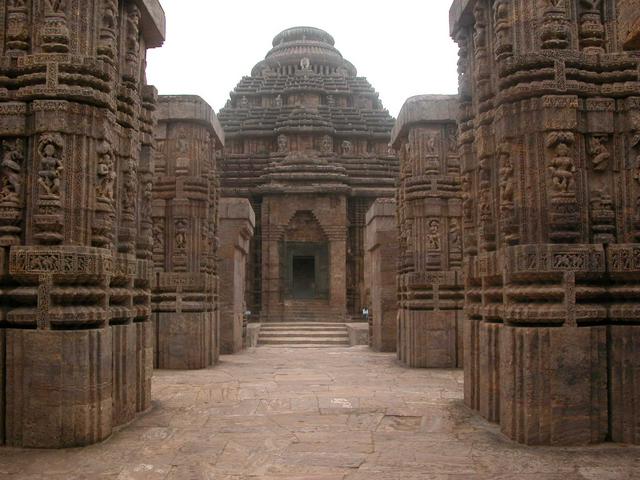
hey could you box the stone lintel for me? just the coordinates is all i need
[449,0,475,36]
[134,0,166,49]
[158,95,225,147]
[391,95,458,148]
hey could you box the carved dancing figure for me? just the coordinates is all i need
[0,141,23,202]
[96,140,116,202]
[548,143,576,193]
[38,135,64,198]
[589,135,610,172]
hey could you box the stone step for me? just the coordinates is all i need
[260,326,347,332]
[258,337,350,346]
[259,331,348,338]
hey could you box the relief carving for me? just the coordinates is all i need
[97,0,118,62]
[41,0,69,53]
[37,133,64,200]
[588,134,610,172]
[6,0,30,55]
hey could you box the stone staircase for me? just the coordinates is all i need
[257,323,350,347]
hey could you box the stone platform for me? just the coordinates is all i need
[0,347,637,479]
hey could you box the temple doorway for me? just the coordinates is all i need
[292,256,315,298]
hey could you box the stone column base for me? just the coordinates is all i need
[5,328,113,448]
[398,309,462,368]
[154,312,214,370]
[112,323,137,427]
[500,325,608,445]
[136,321,153,412]
[610,325,640,444]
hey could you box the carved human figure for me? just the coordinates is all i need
[125,4,141,72]
[589,135,610,172]
[239,96,249,108]
[122,158,138,213]
[499,146,514,209]
[0,140,23,203]
[274,95,283,107]
[449,219,461,250]
[320,135,333,154]
[425,133,438,155]
[548,142,576,193]
[96,139,116,203]
[426,219,441,251]
[98,0,118,61]
[277,134,289,153]
[38,134,64,198]
[341,140,353,155]
[462,173,473,221]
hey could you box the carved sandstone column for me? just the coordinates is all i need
[450,0,640,445]
[0,0,165,448]
[218,198,255,354]
[364,198,398,352]
[152,95,224,370]
[391,95,463,368]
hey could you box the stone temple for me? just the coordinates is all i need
[1,0,640,476]
[218,27,398,323]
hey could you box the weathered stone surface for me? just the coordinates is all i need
[450,0,640,445]
[364,199,398,352]
[219,198,255,354]
[0,347,638,478]
[0,0,164,448]
[391,95,463,368]
[5,329,113,448]
[152,95,223,370]
[218,26,398,323]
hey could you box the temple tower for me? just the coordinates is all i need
[218,27,398,322]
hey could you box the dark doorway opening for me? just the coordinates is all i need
[292,256,316,299]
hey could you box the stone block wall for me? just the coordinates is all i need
[218,198,255,354]
[364,198,398,352]
[152,95,224,370]
[391,95,464,368]
[0,0,165,448]
[450,0,640,445]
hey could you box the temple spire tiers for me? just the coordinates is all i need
[450,0,640,446]
[219,26,398,323]
[0,0,165,448]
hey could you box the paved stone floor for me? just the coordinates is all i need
[1,346,639,479]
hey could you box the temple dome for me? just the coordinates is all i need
[251,26,357,77]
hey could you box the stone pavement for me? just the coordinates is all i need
[0,346,638,479]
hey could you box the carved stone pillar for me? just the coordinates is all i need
[451,0,640,445]
[391,95,463,368]
[152,95,224,370]
[0,0,165,448]
[364,198,398,352]
[218,198,255,354]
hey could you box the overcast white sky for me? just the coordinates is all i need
[146,0,459,118]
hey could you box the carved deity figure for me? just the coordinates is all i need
[239,96,249,108]
[425,133,438,155]
[0,140,23,204]
[341,140,353,156]
[589,135,610,172]
[462,173,473,221]
[96,139,116,203]
[449,219,461,250]
[548,143,576,193]
[175,220,188,250]
[38,134,64,198]
[274,95,283,108]
[122,158,138,213]
[277,134,289,153]
[125,4,141,70]
[426,220,441,251]
[98,0,118,61]
[320,135,333,154]
[498,146,515,209]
